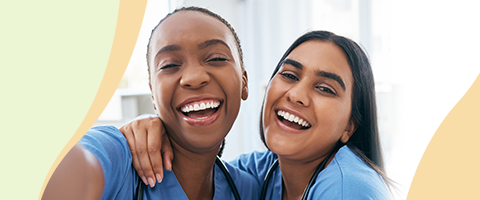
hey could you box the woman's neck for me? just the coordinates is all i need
[171,141,220,200]
[278,153,336,200]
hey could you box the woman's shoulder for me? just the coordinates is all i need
[235,150,277,164]
[221,161,260,200]
[228,150,276,173]
[227,150,277,186]
[309,146,392,199]
[80,125,139,200]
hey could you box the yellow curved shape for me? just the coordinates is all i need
[407,74,480,199]
[37,0,148,199]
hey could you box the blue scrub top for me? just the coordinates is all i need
[80,126,260,200]
[230,146,393,200]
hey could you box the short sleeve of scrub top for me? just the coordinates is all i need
[79,126,139,200]
[229,150,281,200]
[80,125,260,200]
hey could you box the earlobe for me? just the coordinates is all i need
[241,71,249,100]
[340,119,357,143]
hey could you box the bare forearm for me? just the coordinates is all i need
[42,144,104,200]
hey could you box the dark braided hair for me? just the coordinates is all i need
[146,6,243,157]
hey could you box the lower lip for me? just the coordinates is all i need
[274,113,307,134]
[181,104,222,127]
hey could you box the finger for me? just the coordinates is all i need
[161,130,174,171]
[146,117,164,183]
[120,126,147,185]
[133,120,157,188]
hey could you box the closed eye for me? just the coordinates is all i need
[160,64,180,70]
[208,57,228,62]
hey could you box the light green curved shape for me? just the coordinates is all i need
[0,0,119,199]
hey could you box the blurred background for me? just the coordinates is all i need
[94,0,480,199]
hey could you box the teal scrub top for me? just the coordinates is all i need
[80,126,260,200]
[230,146,393,200]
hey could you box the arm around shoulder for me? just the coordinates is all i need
[42,144,104,200]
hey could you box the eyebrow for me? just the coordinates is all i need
[154,44,181,58]
[282,58,346,91]
[316,70,346,91]
[282,59,303,70]
[154,39,230,59]
[198,39,230,50]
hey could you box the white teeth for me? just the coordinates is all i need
[277,110,310,127]
[181,100,221,113]
[284,113,290,120]
[288,115,295,121]
[193,104,200,111]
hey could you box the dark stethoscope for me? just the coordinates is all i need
[260,147,338,200]
[135,156,241,200]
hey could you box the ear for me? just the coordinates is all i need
[340,118,357,143]
[241,70,249,100]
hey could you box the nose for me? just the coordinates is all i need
[180,64,210,89]
[285,83,310,107]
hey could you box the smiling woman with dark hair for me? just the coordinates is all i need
[121,30,393,200]
[249,30,392,199]
[42,7,259,200]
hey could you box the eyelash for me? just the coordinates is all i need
[316,86,336,95]
[160,64,179,70]
[208,57,227,62]
[280,71,337,95]
[280,72,299,81]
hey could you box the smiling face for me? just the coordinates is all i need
[263,40,355,162]
[148,11,248,154]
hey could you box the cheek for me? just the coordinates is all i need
[314,98,352,131]
[264,78,285,106]
[262,78,287,123]
[151,79,175,115]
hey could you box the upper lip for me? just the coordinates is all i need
[275,106,311,126]
[177,95,223,110]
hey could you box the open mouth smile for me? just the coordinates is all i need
[276,110,311,130]
[178,99,222,126]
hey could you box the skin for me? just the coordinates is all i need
[262,40,356,200]
[147,11,247,200]
[42,144,104,200]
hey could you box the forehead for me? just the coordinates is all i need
[150,11,235,57]
[287,40,353,88]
